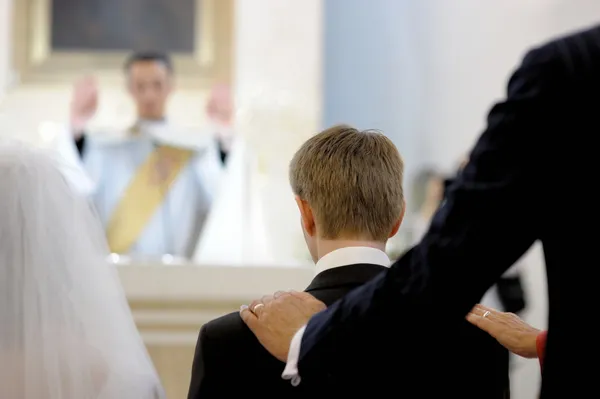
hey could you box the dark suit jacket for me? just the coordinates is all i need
[188,263,509,398]
[296,25,600,398]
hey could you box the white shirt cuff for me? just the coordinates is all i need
[281,324,306,387]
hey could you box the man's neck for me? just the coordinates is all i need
[316,239,386,261]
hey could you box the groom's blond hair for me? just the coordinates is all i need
[289,124,404,241]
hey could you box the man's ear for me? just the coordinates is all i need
[295,196,316,237]
[389,201,407,238]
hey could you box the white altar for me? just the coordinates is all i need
[119,261,313,399]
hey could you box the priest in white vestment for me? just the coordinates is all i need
[52,52,223,258]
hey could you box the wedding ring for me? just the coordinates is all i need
[252,303,265,314]
[483,311,491,318]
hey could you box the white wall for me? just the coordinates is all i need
[419,0,600,171]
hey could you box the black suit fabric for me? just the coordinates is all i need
[188,263,509,398]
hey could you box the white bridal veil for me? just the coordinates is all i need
[0,143,164,398]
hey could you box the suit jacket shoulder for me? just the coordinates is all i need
[187,263,388,398]
[188,312,288,399]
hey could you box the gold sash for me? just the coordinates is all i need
[106,145,194,254]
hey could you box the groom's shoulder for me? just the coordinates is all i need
[189,312,260,398]
[192,311,301,396]
[201,311,252,345]
[199,311,274,363]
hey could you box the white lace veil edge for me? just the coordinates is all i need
[0,142,164,398]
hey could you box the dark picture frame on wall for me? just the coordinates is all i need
[51,0,197,53]
[12,0,233,87]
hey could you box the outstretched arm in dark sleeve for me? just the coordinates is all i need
[294,44,565,380]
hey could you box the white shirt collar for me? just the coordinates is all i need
[314,247,391,276]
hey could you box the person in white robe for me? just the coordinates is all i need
[51,52,223,259]
[193,137,273,265]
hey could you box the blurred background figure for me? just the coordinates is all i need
[52,52,223,260]
[410,168,446,242]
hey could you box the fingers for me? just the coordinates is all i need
[466,311,489,327]
[261,294,275,305]
[248,301,265,317]
[289,291,326,307]
[239,305,259,330]
[248,294,277,317]
[246,290,321,319]
[288,290,316,300]
[466,304,504,337]
[273,290,289,299]
[281,291,318,310]
[470,304,499,321]
[471,304,495,315]
[465,312,477,324]
[466,312,497,338]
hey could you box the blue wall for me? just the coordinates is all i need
[322,0,428,188]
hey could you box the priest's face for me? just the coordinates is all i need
[127,60,173,120]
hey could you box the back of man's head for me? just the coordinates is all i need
[289,125,405,242]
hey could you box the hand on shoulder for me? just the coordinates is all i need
[240,290,326,361]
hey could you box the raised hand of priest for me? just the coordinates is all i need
[70,76,99,136]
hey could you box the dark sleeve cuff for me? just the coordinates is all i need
[536,330,548,370]
[75,134,86,157]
